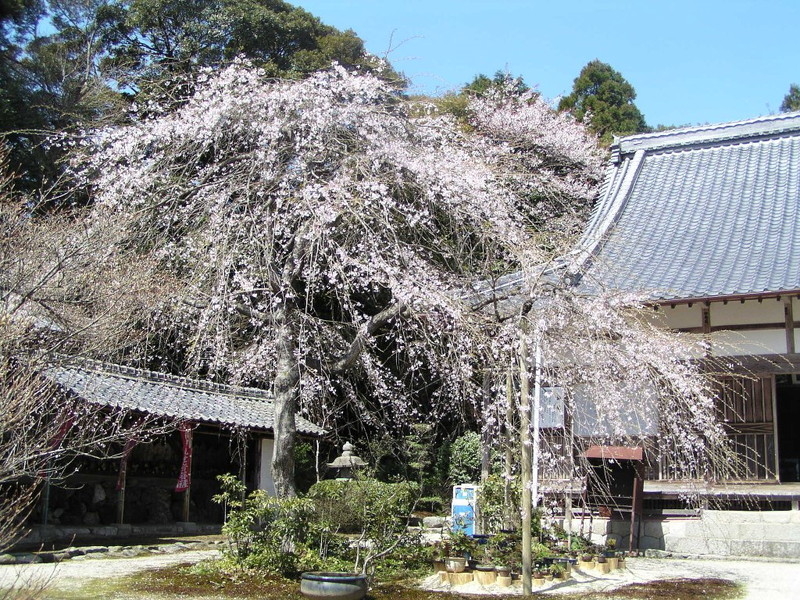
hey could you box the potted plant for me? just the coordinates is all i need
[604,538,619,569]
[549,562,567,580]
[487,530,520,577]
[431,540,447,572]
[532,567,547,586]
[473,546,497,585]
[445,528,476,573]
[594,552,610,574]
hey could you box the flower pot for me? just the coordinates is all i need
[300,572,368,600]
[444,556,467,573]
[495,565,511,577]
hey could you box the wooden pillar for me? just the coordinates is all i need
[785,297,796,354]
[504,371,515,530]
[182,431,193,522]
[519,336,532,597]
[117,462,128,524]
[629,462,645,551]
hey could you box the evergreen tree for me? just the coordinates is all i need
[558,60,648,145]
[780,84,800,112]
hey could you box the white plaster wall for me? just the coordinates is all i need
[710,329,787,356]
[258,438,276,496]
[710,298,784,326]
[659,299,791,356]
[660,304,702,329]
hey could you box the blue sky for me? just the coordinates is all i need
[294,1,800,128]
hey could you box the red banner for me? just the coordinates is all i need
[175,422,193,492]
[39,415,75,478]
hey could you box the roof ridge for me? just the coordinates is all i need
[614,112,800,155]
[59,356,270,401]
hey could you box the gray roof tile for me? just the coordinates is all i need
[576,113,800,301]
[44,360,325,436]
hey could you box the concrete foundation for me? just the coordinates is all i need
[575,510,800,558]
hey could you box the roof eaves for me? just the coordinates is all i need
[571,149,647,275]
[655,289,800,307]
[616,112,800,155]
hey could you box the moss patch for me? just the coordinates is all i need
[42,565,743,600]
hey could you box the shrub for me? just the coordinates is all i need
[308,478,420,575]
[447,431,481,485]
[307,478,419,534]
[213,473,321,576]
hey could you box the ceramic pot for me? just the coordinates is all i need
[444,556,467,573]
[300,572,368,600]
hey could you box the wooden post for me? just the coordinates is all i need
[182,488,191,522]
[504,371,515,530]
[629,462,644,551]
[785,297,796,354]
[117,460,127,524]
[182,432,193,522]
[519,335,532,596]
[531,340,543,534]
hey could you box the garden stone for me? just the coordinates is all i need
[12,554,41,564]
[0,554,16,564]
[422,516,446,529]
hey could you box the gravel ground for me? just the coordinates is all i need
[0,550,797,599]
[0,548,220,594]
[422,557,800,599]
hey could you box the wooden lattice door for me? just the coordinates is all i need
[716,375,778,481]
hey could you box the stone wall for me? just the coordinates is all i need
[573,510,800,558]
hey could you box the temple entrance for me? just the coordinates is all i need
[776,375,800,482]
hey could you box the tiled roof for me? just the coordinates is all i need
[44,360,325,436]
[575,113,800,301]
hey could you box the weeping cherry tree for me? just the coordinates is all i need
[70,61,606,496]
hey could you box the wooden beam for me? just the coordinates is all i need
[659,290,800,307]
[677,321,800,334]
[785,298,796,354]
[701,353,800,374]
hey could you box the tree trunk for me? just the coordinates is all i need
[271,313,299,498]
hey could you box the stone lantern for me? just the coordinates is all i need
[327,442,366,480]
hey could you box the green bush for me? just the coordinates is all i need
[307,478,419,534]
[308,478,420,574]
[476,473,523,533]
[212,473,322,576]
[448,431,481,485]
